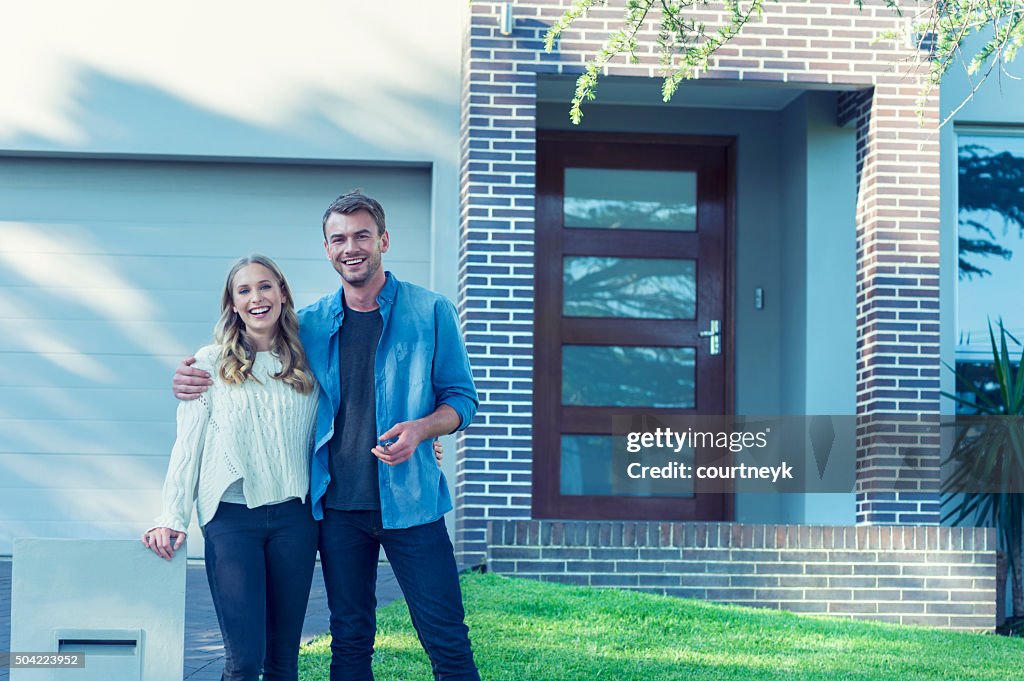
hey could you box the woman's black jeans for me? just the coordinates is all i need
[202,498,319,681]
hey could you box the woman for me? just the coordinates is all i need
[143,254,441,681]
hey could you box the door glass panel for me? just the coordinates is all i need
[562,345,696,408]
[563,168,697,231]
[563,256,696,319]
[560,434,695,496]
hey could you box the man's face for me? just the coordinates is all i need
[323,209,389,287]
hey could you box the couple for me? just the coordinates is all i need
[142,191,481,681]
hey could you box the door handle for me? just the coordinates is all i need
[698,319,721,356]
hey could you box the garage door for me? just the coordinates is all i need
[0,156,431,556]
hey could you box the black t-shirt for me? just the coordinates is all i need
[324,303,383,511]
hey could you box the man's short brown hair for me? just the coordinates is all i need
[322,190,386,238]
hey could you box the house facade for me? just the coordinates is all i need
[1,0,1020,632]
[455,1,1015,631]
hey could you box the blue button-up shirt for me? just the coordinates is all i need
[298,272,478,529]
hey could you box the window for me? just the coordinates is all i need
[956,131,1024,412]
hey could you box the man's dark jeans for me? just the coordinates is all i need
[203,499,319,681]
[319,509,480,681]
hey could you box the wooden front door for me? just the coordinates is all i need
[532,131,734,521]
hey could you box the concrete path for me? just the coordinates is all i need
[0,558,403,681]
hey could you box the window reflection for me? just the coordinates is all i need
[562,345,696,408]
[563,256,696,319]
[563,168,697,231]
[956,133,1024,411]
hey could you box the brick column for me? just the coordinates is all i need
[456,3,544,565]
[843,77,942,525]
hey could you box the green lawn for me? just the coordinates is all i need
[298,572,1024,680]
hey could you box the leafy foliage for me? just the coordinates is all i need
[545,0,766,124]
[544,0,1024,124]
[958,143,1024,280]
[943,320,1024,617]
[918,0,1024,123]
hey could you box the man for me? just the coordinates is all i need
[174,191,480,680]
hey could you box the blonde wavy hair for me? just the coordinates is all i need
[213,254,315,394]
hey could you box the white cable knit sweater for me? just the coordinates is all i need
[152,344,319,532]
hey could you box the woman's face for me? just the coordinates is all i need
[231,263,286,341]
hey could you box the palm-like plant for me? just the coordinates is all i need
[943,320,1024,623]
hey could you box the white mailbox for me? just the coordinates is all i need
[10,538,186,681]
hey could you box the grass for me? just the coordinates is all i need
[298,572,1024,680]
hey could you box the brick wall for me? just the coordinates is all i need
[457,0,943,565]
[488,521,997,631]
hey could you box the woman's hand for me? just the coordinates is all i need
[433,438,444,466]
[142,527,187,560]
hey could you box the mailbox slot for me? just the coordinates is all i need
[51,628,143,681]
[58,637,138,655]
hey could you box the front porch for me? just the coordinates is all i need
[456,0,958,630]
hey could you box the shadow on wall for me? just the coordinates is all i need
[0,219,193,551]
[0,54,451,554]
[0,0,462,159]
[1,63,459,160]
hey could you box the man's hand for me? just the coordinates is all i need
[433,439,443,465]
[374,406,459,466]
[141,527,186,560]
[373,420,429,466]
[173,356,212,401]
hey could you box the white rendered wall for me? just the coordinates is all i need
[803,92,857,524]
[0,0,463,294]
[0,1,464,556]
[11,539,186,681]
